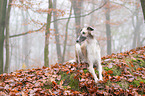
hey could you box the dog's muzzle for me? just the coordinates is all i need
[76,35,87,43]
[76,40,79,43]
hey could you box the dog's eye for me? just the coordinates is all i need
[82,32,85,34]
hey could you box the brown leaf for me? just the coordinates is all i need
[108,70,113,74]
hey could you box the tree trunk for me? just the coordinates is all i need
[21,10,29,69]
[71,0,83,37]
[44,0,52,67]
[4,0,12,73]
[132,10,142,48]
[140,0,145,22]
[89,0,95,26]
[105,0,112,55]
[62,5,72,63]
[0,0,7,74]
[132,2,142,48]
[53,0,62,63]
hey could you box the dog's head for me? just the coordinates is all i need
[76,26,94,43]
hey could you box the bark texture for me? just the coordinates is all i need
[105,0,112,55]
[141,0,145,21]
[53,0,62,63]
[44,0,52,67]
[0,0,7,74]
[5,0,12,73]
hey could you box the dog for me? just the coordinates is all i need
[75,26,103,83]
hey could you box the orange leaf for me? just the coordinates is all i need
[52,81,57,85]
[66,71,70,74]
[108,70,113,74]
[140,81,144,84]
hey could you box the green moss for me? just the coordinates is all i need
[103,66,121,76]
[131,59,137,62]
[83,69,89,74]
[83,68,99,75]
[58,72,79,91]
[125,57,145,71]
[120,80,129,89]
[125,58,137,72]
[58,72,70,86]
[69,73,79,90]
[132,80,140,87]
[130,76,145,87]
[106,80,112,87]
[136,58,145,67]
[103,67,112,71]
[112,66,121,76]
[42,81,53,89]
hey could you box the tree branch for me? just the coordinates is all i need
[51,1,107,23]
[110,1,133,14]
[9,2,107,38]
[9,24,45,38]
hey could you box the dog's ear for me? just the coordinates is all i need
[87,26,94,31]
[87,26,94,36]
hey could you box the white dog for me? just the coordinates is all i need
[75,26,103,83]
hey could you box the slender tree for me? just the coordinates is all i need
[89,0,95,26]
[140,0,145,21]
[53,0,62,63]
[62,5,72,63]
[44,0,52,67]
[105,0,112,55]
[70,0,83,37]
[0,0,8,74]
[22,10,29,68]
[132,5,142,49]
[4,0,12,73]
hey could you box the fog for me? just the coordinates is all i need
[1,0,145,73]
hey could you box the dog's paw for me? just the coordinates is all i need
[94,78,99,83]
[99,78,103,81]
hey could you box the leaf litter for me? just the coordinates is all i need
[0,46,145,95]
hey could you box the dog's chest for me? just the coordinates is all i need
[86,40,100,62]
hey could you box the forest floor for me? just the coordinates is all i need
[0,46,145,95]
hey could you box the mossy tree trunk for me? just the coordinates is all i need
[44,0,52,67]
[4,0,12,73]
[0,0,8,74]
[141,0,145,22]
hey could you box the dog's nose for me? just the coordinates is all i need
[76,40,79,43]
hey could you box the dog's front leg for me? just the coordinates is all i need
[88,62,98,83]
[98,61,103,80]
[97,55,103,80]
[75,43,84,63]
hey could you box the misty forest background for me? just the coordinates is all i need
[0,0,145,74]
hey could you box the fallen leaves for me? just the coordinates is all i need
[0,46,145,95]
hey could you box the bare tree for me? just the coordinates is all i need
[105,0,112,55]
[53,0,62,63]
[44,0,52,67]
[132,4,142,49]
[140,0,145,21]
[4,0,12,73]
[62,5,73,63]
[22,10,29,68]
[70,0,83,37]
[0,0,8,74]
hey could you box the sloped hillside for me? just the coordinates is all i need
[0,46,145,95]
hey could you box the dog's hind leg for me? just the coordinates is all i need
[88,62,98,83]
